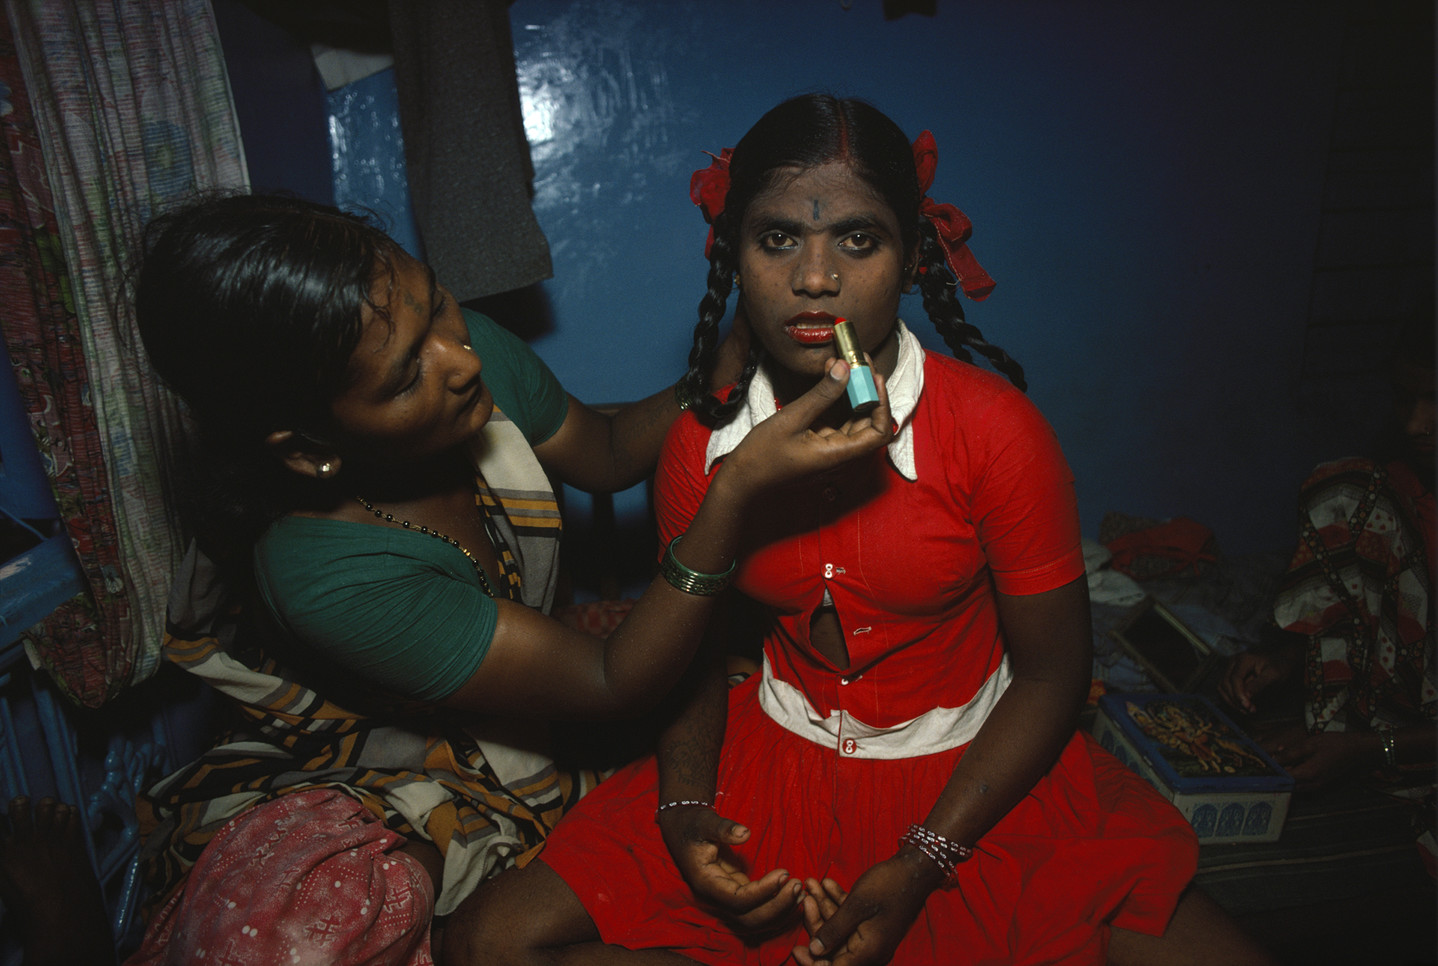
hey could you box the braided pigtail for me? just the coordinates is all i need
[915,221,1027,392]
[680,229,760,424]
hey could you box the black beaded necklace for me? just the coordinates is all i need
[354,494,497,598]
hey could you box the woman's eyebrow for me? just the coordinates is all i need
[426,265,442,315]
[377,277,436,391]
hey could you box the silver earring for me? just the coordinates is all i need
[317,461,335,478]
[733,273,741,289]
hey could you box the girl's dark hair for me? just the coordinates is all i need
[678,94,1025,423]
[134,192,404,555]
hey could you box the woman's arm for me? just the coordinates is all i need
[1265,721,1437,792]
[801,576,1093,966]
[533,314,752,493]
[533,388,684,493]
[441,359,890,720]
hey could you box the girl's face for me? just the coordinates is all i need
[328,254,493,463]
[736,160,912,404]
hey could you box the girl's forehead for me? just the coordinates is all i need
[746,162,893,217]
[758,161,877,196]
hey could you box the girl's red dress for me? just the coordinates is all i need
[542,340,1198,965]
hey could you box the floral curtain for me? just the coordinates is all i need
[0,0,247,707]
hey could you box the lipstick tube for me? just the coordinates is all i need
[833,319,880,414]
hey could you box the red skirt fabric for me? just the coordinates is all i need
[540,675,1197,966]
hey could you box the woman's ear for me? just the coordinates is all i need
[265,429,341,480]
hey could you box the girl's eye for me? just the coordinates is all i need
[398,366,423,396]
[839,233,877,253]
[758,231,796,251]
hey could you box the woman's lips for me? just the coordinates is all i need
[460,378,489,415]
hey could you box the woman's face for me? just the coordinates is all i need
[1393,357,1435,469]
[327,254,493,463]
[736,160,911,403]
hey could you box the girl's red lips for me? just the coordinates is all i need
[784,313,839,345]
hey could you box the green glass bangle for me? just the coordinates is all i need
[1381,730,1398,769]
[659,535,736,596]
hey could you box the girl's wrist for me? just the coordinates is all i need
[894,842,951,891]
[654,799,713,822]
[896,824,974,887]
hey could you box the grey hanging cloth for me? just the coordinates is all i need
[386,0,552,300]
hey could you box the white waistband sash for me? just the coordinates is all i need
[757,654,1012,760]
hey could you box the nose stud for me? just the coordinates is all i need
[830,273,839,281]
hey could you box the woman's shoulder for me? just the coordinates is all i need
[254,516,463,594]
[1306,455,1380,482]
[252,516,498,703]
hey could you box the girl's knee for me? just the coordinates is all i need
[443,861,598,966]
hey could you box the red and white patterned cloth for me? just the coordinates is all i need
[126,788,435,966]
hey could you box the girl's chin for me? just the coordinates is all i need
[763,357,836,400]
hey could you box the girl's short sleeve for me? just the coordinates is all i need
[653,414,714,554]
[966,388,1084,597]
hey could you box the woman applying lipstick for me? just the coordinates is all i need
[459,95,1274,966]
[121,193,893,963]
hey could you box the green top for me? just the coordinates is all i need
[253,309,568,702]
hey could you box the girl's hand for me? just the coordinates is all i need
[720,359,893,498]
[798,876,848,940]
[792,852,940,966]
[657,805,802,936]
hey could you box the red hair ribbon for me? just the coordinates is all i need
[690,148,733,258]
[912,130,995,300]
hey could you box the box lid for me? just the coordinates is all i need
[1098,692,1294,793]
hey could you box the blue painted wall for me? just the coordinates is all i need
[223,0,1431,558]
[509,0,1368,555]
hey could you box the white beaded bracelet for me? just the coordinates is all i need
[655,799,712,821]
[899,823,974,879]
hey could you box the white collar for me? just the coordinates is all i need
[705,319,925,481]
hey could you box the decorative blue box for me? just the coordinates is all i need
[1091,692,1294,844]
